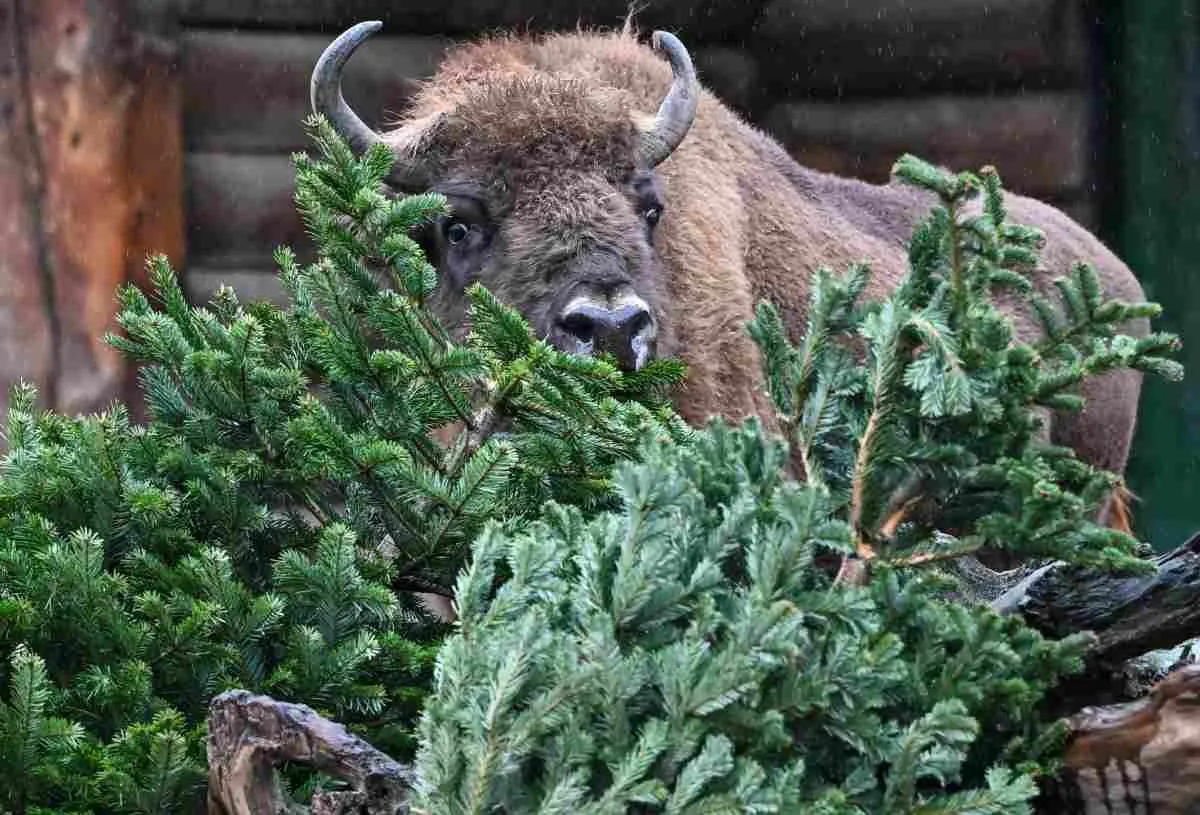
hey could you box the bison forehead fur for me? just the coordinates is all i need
[319,22,1148,529]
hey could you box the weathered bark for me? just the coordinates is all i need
[1038,664,1200,814]
[206,690,415,815]
[997,531,1200,668]
[0,0,185,422]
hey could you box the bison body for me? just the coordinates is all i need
[314,21,1146,528]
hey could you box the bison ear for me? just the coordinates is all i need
[636,31,700,167]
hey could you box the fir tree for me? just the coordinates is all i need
[410,159,1182,813]
[0,115,683,811]
[749,157,1180,588]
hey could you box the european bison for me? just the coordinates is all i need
[311,19,1147,531]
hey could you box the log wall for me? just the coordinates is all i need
[0,0,1102,413]
[174,0,1101,306]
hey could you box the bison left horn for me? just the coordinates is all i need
[311,21,435,189]
[638,31,700,167]
[310,21,389,153]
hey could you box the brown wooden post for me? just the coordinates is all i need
[122,4,186,416]
[0,0,183,422]
[0,0,55,417]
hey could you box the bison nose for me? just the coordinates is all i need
[558,296,655,371]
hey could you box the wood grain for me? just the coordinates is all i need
[752,0,1088,96]
[0,0,54,416]
[182,29,446,154]
[763,92,1089,199]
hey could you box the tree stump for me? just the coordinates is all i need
[206,690,414,815]
[1042,664,1200,813]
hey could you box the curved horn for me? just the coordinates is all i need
[311,21,388,153]
[638,31,700,167]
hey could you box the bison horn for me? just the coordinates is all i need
[310,21,389,153]
[311,21,434,190]
[639,31,700,167]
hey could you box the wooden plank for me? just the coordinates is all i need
[0,0,54,417]
[762,92,1089,198]
[752,0,1088,96]
[22,0,146,416]
[185,152,307,269]
[123,21,187,417]
[183,29,448,154]
[186,267,288,306]
[173,0,764,41]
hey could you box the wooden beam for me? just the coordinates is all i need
[20,0,140,416]
[182,29,447,154]
[762,92,1089,199]
[173,0,763,42]
[752,0,1088,97]
[185,152,305,271]
[0,0,54,418]
[0,0,185,419]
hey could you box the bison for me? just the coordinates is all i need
[311,19,1147,533]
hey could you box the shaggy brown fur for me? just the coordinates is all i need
[383,26,1146,530]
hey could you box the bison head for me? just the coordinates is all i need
[310,21,699,371]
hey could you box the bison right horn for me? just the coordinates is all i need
[638,31,700,167]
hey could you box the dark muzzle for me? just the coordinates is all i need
[556,290,656,372]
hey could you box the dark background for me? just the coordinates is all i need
[0,0,1195,547]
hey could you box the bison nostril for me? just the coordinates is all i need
[627,309,651,338]
[559,313,596,345]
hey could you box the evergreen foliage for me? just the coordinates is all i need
[411,158,1182,813]
[751,158,1180,581]
[0,110,1183,813]
[0,116,682,812]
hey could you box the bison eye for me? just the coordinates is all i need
[445,220,470,245]
[643,205,662,227]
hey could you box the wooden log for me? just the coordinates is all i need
[204,666,1200,815]
[173,0,765,42]
[1038,664,1200,814]
[185,152,306,271]
[752,0,1088,96]
[0,0,55,418]
[183,30,446,154]
[206,689,414,815]
[762,92,1089,199]
[1000,532,1200,669]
